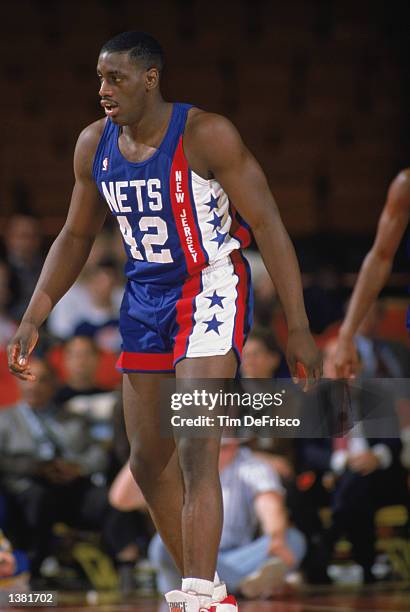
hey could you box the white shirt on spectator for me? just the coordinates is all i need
[48,283,123,342]
[219,447,284,550]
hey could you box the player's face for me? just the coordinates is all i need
[97,52,150,125]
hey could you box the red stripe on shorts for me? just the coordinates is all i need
[173,273,202,363]
[230,250,248,355]
[117,352,174,371]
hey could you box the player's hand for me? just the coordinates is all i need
[286,328,322,391]
[7,322,39,381]
[334,334,360,379]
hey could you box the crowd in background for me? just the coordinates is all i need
[0,212,409,595]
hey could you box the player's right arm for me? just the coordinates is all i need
[335,169,410,378]
[7,120,107,380]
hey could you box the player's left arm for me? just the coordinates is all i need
[184,112,322,385]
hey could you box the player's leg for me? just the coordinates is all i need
[123,371,185,574]
[174,350,237,580]
[166,253,251,609]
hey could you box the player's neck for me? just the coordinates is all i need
[122,96,172,144]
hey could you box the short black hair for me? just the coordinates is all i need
[100,31,164,72]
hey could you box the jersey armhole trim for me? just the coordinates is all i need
[92,118,110,181]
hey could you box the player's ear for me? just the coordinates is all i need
[145,67,160,91]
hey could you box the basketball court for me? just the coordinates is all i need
[4,586,409,611]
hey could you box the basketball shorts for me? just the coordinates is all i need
[117,252,253,373]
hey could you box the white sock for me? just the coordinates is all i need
[212,575,227,602]
[182,577,213,609]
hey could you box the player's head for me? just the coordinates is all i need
[97,31,164,125]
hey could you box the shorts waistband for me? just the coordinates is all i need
[201,255,232,275]
[125,254,239,291]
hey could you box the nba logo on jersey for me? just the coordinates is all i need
[169,604,186,612]
[102,157,109,171]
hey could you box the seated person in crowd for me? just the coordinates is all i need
[0,493,30,591]
[241,326,289,380]
[110,439,306,599]
[352,302,410,378]
[241,327,294,479]
[4,214,44,321]
[54,335,118,445]
[294,338,408,583]
[0,357,145,587]
[0,260,20,407]
[48,258,122,352]
[55,335,107,403]
[0,260,18,349]
[0,529,30,591]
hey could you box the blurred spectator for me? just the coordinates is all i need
[1,486,30,590]
[4,215,44,320]
[355,302,410,378]
[86,228,126,270]
[54,335,118,445]
[142,440,306,598]
[0,261,20,407]
[294,338,408,583]
[0,260,18,347]
[109,462,148,512]
[0,357,144,585]
[241,327,289,379]
[48,258,122,352]
[55,336,103,404]
[0,528,30,591]
[245,250,277,327]
[302,264,345,335]
[240,327,294,476]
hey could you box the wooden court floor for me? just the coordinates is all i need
[4,585,409,611]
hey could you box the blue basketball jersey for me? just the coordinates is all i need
[92,103,251,285]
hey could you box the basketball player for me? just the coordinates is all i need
[335,169,410,378]
[8,32,321,611]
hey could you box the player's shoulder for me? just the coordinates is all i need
[74,118,107,177]
[186,108,241,144]
[185,108,244,165]
[77,118,107,156]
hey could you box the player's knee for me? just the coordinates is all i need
[129,444,151,489]
[129,442,163,491]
